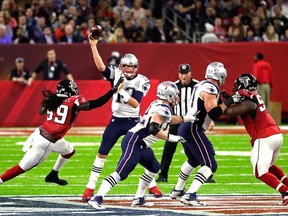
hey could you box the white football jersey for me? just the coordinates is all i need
[104,66,150,118]
[130,100,173,148]
[188,80,220,131]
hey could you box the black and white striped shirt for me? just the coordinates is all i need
[174,78,198,116]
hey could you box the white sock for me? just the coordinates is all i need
[187,165,212,194]
[53,155,68,171]
[86,156,106,190]
[148,178,157,188]
[175,161,194,190]
[97,171,120,197]
[135,170,157,198]
[0,178,3,185]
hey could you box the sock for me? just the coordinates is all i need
[148,178,157,188]
[0,164,25,182]
[97,172,120,197]
[135,170,156,198]
[53,155,69,171]
[187,165,212,194]
[258,172,288,193]
[175,161,194,190]
[0,178,3,185]
[269,164,288,187]
[86,157,106,190]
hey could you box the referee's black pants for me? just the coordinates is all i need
[159,124,180,179]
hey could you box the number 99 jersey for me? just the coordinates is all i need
[41,95,86,140]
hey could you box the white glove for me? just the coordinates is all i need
[182,114,198,123]
[118,89,131,102]
[167,134,186,143]
[224,93,245,106]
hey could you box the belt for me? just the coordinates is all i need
[39,126,59,143]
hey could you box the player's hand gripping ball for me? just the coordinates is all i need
[89,25,102,40]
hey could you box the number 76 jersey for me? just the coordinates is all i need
[41,95,86,140]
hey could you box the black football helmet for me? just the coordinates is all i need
[56,80,79,97]
[233,73,258,93]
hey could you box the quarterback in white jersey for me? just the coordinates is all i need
[88,81,197,209]
[83,34,157,201]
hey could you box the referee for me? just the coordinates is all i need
[156,63,198,182]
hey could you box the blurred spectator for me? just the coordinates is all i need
[271,0,288,18]
[214,17,226,41]
[150,18,171,42]
[66,5,81,25]
[25,8,37,28]
[123,17,136,42]
[0,13,13,38]
[13,27,31,44]
[131,0,145,26]
[201,23,218,43]
[228,16,246,42]
[250,16,266,41]
[245,28,262,42]
[10,57,33,85]
[190,0,205,28]
[281,28,288,41]
[13,15,35,42]
[3,10,17,29]
[60,23,82,43]
[38,26,58,44]
[33,0,52,25]
[76,0,93,24]
[32,16,46,42]
[108,27,127,43]
[32,49,73,80]
[0,24,12,44]
[100,17,113,42]
[262,25,279,42]
[113,0,130,22]
[95,0,114,21]
[133,17,151,42]
[177,0,195,31]
[144,9,156,29]
[108,51,121,66]
[198,6,216,32]
[170,26,185,43]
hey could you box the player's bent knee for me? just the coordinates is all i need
[119,173,128,181]
[62,149,75,159]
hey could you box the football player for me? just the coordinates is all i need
[170,62,243,206]
[88,81,197,209]
[82,33,163,201]
[222,73,288,206]
[0,79,123,186]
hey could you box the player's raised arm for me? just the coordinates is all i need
[88,33,106,72]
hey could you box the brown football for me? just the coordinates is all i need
[89,25,102,40]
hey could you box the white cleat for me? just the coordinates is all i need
[88,195,105,210]
[180,193,206,207]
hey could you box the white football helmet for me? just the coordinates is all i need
[156,81,180,106]
[205,62,227,86]
[120,53,138,79]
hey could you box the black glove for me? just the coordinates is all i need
[111,77,124,93]
[224,93,245,106]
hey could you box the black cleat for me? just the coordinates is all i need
[206,176,216,183]
[45,170,68,186]
[156,175,168,183]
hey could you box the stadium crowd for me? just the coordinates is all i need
[0,0,288,44]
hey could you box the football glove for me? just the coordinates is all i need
[112,77,124,93]
[224,93,245,106]
[167,134,186,143]
[181,114,198,122]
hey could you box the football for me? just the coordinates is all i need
[89,25,102,40]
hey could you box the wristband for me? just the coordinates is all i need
[167,134,179,143]
[119,89,131,102]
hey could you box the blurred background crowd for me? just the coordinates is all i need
[0,0,288,44]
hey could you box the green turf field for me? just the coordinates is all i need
[0,134,287,196]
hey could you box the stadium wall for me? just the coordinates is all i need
[0,42,287,123]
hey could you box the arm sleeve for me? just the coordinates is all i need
[102,66,114,81]
[132,91,144,103]
[87,90,114,110]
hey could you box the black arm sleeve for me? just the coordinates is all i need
[87,90,114,110]
[148,122,161,135]
[207,106,223,121]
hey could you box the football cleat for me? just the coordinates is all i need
[82,188,94,202]
[170,188,185,199]
[131,197,146,207]
[156,175,168,183]
[88,195,105,210]
[180,193,206,206]
[148,186,163,198]
[45,170,68,186]
[281,192,288,206]
[206,176,216,183]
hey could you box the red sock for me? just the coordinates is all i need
[258,172,288,193]
[0,164,25,182]
[269,164,288,187]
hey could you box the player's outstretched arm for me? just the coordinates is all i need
[88,33,106,72]
[224,100,256,117]
[78,77,124,111]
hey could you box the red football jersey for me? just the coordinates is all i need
[241,93,281,145]
[41,95,86,139]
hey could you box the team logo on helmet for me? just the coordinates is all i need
[238,76,251,88]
